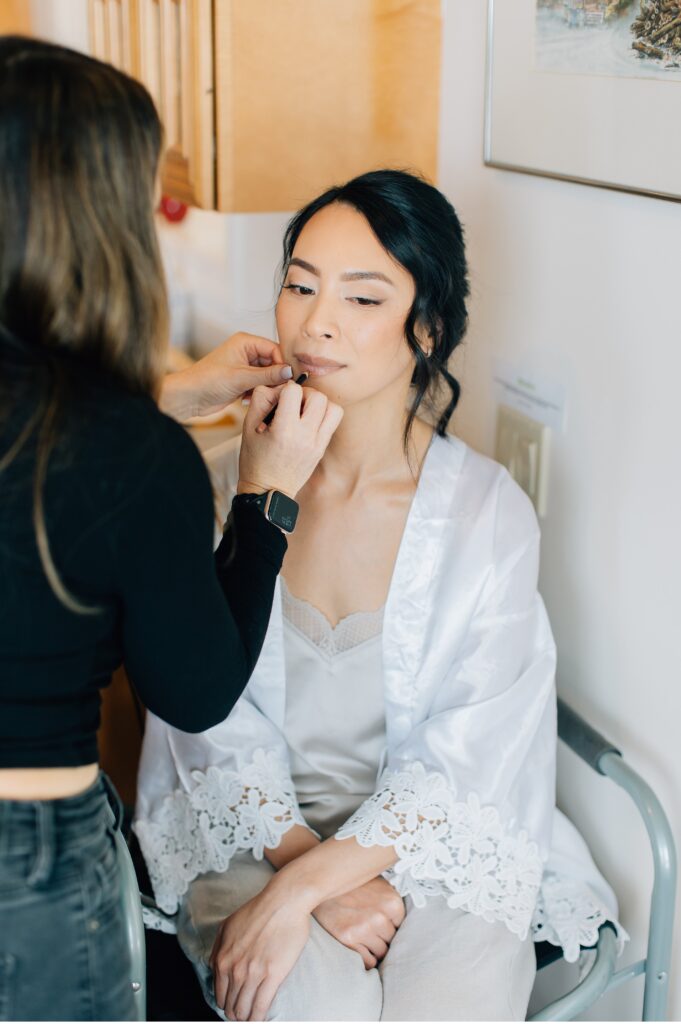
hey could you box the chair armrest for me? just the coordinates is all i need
[557,697,621,774]
[529,924,619,1022]
[557,698,677,1021]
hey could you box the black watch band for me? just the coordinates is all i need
[232,490,299,534]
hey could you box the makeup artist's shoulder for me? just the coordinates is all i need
[77,378,189,470]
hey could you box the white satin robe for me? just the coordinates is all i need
[135,433,625,963]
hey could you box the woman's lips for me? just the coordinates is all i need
[294,353,346,377]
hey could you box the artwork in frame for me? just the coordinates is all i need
[484,0,681,201]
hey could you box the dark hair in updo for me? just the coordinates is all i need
[281,169,469,445]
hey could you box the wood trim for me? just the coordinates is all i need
[89,0,106,58]
[213,0,233,211]
[88,0,216,210]
[159,0,215,209]
[137,0,162,109]
[161,144,198,205]
[190,0,215,208]
[159,0,178,143]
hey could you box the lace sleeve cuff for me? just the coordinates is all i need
[335,761,544,940]
[133,749,306,914]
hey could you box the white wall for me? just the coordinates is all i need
[157,211,291,356]
[440,2,681,1019]
[30,0,89,52]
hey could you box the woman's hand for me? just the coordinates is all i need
[237,380,343,499]
[159,333,293,422]
[313,877,405,969]
[209,879,312,1022]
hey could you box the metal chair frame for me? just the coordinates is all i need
[114,821,146,1020]
[115,697,677,1022]
[529,699,677,1021]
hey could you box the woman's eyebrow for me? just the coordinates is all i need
[341,270,395,286]
[288,258,394,287]
[288,257,319,275]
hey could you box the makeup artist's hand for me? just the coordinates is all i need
[159,332,293,422]
[313,877,405,968]
[238,379,343,499]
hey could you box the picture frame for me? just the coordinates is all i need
[484,0,681,202]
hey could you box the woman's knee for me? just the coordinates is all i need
[379,902,536,1022]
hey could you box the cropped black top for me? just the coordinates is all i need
[0,350,286,768]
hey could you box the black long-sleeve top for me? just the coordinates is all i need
[0,354,286,768]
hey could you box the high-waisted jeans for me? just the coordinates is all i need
[0,774,135,1021]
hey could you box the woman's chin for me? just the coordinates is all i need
[301,374,349,404]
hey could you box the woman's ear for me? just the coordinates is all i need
[415,318,442,359]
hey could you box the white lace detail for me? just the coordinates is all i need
[281,578,384,656]
[336,761,544,939]
[133,749,306,914]
[531,871,629,963]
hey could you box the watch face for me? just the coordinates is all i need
[267,491,299,533]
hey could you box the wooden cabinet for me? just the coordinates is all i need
[0,0,32,34]
[89,0,441,214]
[89,0,215,208]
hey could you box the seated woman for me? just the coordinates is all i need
[136,170,624,1022]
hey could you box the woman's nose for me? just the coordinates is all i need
[302,295,339,342]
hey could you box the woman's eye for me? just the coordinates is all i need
[350,296,382,307]
[283,283,315,296]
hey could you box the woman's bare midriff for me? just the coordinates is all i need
[0,763,99,800]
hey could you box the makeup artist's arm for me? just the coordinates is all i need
[211,838,400,1021]
[159,332,293,422]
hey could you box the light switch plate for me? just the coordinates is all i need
[495,404,551,517]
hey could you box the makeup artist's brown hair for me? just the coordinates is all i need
[0,36,167,612]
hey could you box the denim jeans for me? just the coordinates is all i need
[0,774,135,1021]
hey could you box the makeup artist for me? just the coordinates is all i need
[0,36,342,1022]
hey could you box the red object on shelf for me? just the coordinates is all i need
[159,195,189,223]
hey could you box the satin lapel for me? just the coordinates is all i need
[243,435,466,738]
[383,434,466,749]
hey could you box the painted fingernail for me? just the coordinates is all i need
[280,365,293,380]
[241,397,251,406]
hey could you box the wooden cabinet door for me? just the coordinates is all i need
[212,0,441,213]
[0,0,32,34]
[89,0,216,209]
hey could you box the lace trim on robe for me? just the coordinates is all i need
[335,760,628,962]
[133,749,306,915]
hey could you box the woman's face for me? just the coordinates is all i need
[275,203,418,409]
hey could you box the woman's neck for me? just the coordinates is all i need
[311,389,433,497]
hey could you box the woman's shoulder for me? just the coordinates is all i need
[429,433,539,546]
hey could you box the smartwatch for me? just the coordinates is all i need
[232,490,299,534]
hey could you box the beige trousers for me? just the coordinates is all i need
[177,852,537,1022]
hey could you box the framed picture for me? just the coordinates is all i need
[484,0,681,201]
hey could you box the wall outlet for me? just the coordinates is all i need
[495,404,551,517]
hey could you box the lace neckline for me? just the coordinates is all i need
[281,577,385,657]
